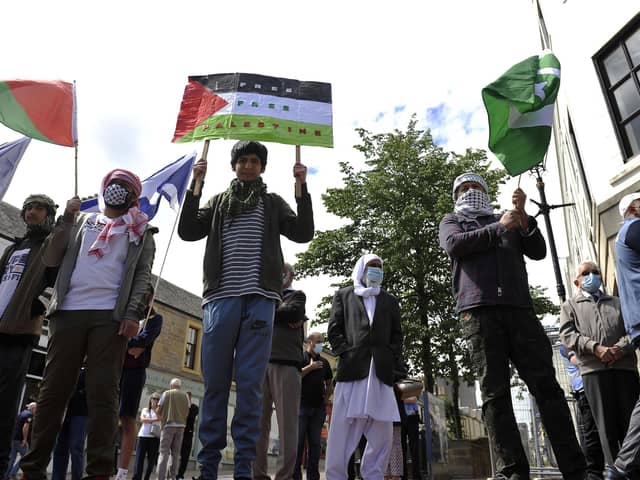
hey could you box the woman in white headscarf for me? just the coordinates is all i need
[325,253,404,480]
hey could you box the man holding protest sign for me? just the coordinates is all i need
[178,140,314,480]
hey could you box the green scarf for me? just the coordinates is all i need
[222,178,268,216]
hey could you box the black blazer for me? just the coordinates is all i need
[328,286,403,386]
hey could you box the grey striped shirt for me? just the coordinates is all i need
[203,200,280,305]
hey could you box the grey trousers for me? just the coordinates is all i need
[157,426,185,480]
[582,369,639,466]
[253,363,301,480]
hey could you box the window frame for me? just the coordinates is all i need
[594,13,640,160]
[183,321,202,374]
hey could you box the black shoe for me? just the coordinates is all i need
[606,466,629,480]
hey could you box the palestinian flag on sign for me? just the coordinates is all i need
[482,52,560,176]
[0,80,77,147]
[172,73,333,148]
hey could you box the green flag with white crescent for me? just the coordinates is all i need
[482,52,561,176]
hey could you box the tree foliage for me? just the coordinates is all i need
[295,118,508,391]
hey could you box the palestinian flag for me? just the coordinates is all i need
[172,73,333,148]
[0,80,77,147]
[482,52,560,176]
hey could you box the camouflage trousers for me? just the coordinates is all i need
[460,306,586,480]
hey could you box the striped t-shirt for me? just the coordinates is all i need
[203,200,280,305]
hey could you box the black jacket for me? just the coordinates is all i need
[270,288,306,366]
[177,184,314,298]
[328,286,403,386]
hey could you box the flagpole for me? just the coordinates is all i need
[147,203,183,319]
[295,145,302,198]
[530,166,574,303]
[194,139,210,197]
[74,144,78,196]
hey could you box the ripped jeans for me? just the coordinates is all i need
[197,295,275,480]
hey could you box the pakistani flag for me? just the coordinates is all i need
[172,73,333,148]
[482,52,561,176]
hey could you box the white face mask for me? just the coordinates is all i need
[313,343,323,354]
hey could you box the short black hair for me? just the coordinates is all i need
[230,140,268,169]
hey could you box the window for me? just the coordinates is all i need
[595,15,640,159]
[184,326,198,370]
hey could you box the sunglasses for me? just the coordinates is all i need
[581,269,600,276]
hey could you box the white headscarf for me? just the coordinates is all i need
[352,253,383,297]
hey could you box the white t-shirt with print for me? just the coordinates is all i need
[0,247,31,319]
[61,213,129,311]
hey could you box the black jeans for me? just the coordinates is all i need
[574,390,604,479]
[132,437,159,480]
[294,405,326,480]
[461,306,586,480]
[401,415,421,480]
[0,341,33,479]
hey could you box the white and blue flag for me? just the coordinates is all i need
[0,137,31,201]
[81,151,196,220]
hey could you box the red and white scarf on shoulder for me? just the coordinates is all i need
[88,207,149,258]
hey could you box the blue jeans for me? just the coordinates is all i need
[51,415,88,480]
[5,440,27,479]
[294,405,326,480]
[197,295,275,480]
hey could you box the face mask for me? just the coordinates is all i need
[581,273,602,294]
[365,267,383,288]
[103,183,131,209]
[313,343,323,354]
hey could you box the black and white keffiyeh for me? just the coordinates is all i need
[454,189,494,222]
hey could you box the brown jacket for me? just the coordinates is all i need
[0,233,54,338]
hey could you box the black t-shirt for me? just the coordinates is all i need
[300,351,333,408]
[13,410,33,441]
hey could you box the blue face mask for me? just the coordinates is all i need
[313,343,323,354]
[581,273,602,294]
[365,267,384,288]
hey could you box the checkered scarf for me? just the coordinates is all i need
[87,208,148,258]
[454,189,494,222]
[88,169,148,258]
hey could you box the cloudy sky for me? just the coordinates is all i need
[1,1,568,324]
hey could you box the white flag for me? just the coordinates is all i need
[0,137,31,200]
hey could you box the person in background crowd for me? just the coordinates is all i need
[178,140,314,480]
[132,393,162,480]
[20,169,157,480]
[4,403,36,480]
[254,262,306,480]
[401,396,421,480]
[156,378,189,480]
[558,345,604,480]
[294,332,333,480]
[439,172,586,480]
[325,254,403,480]
[52,367,88,480]
[176,392,199,480]
[0,194,57,478]
[560,260,638,471]
[116,290,163,480]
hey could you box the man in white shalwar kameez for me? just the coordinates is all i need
[326,254,403,480]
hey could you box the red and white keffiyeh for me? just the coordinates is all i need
[88,207,149,258]
[88,169,148,258]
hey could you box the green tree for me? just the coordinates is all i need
[295,118,508,403]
